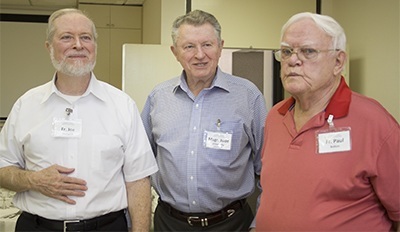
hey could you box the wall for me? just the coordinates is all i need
[143,0,186,45]
[0,21,53,117]
[0,6,143,117]
[142,0,161,44]
[160,0,186,45]
[1,0,399,121]
[324,0,399,122]
[191,0,315,49]
[184,0,399,121]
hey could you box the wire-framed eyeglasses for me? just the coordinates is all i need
[273,47,339,62]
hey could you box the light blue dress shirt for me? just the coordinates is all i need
[141,67,267,213]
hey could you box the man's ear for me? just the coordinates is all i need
[45,41,51,53]
[334,50,347,76]
[170,45,179,61]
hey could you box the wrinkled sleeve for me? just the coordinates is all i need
[371,123,400,221]
[0,99,25,169]
[123,99,158,182]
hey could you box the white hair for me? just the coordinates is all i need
[281,12,347,51]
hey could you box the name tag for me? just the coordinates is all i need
[204,130,232,150]
[52,118,82,138]
[317,129,351,154]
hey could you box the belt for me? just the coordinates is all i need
[159,199,245,227]
[23,210,124,232]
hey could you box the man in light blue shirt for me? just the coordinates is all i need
[141,9,267,231]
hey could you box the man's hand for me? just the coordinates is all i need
[0,165,87,204]
[30,164,88,204]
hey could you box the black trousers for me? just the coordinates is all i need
[154,201,254,232]
[15,211,128,232]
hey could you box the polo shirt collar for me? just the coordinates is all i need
[278,76,351,119]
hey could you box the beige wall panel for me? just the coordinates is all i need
[0,22,53,117]
[327,0,399,121]
[111,5,142,29]
[110,28,142,89]
[93,28,111,84]
[80,4,110,28]
[160,0,186,45]
[192,0,315,49]
[143,0,161,44]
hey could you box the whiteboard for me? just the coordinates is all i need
[122,44,274,112]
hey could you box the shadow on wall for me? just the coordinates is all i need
[349,58,364,94]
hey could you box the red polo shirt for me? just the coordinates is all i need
[256,77,399,231]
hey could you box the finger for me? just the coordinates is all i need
[54,165,76,174]
[55,195,77,205]
[63,176,87,186]
[59,189,86,197]
[62,183,88,192]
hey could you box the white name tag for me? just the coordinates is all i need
[317,129,351,154]
[52,118,82,138]
[204,131,232,150]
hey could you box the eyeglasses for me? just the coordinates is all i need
[273,47,339,62]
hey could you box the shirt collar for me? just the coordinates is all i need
[278,76,351,119]
[41,72,106,104]
[173,67,231,94]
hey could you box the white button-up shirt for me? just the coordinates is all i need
[0,74,158,220]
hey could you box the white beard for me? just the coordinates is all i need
[50,46,96,77]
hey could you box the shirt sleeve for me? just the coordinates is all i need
[123,99,158,182]
[371,123,400,221]
[0,99,25,169]
[140,95,157,156]
[250,92,268,229]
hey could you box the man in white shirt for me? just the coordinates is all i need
[0,8,158,232]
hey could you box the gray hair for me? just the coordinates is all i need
[171,9,222,46]
[281,12,346,51]
[46,8,98,44]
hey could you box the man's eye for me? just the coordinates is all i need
[281,49,292,56]
[81,36,92,41]
[301,48,317,55]
[61,35,72,40]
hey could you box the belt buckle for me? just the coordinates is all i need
[187,216,208,227]
[63,220,80,232]
[227,209,235,217]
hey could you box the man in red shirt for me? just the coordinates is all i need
[256,12,399,231]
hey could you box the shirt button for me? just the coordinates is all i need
[195,104,199,108]
[193,126,197,131]
[190,176,194,180]
[192,201,196,205]
[191,151,194,155]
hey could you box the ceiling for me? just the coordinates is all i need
[0,0,145,12]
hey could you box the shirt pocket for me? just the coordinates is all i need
[204,120,244,162]
[91,135,124,171]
